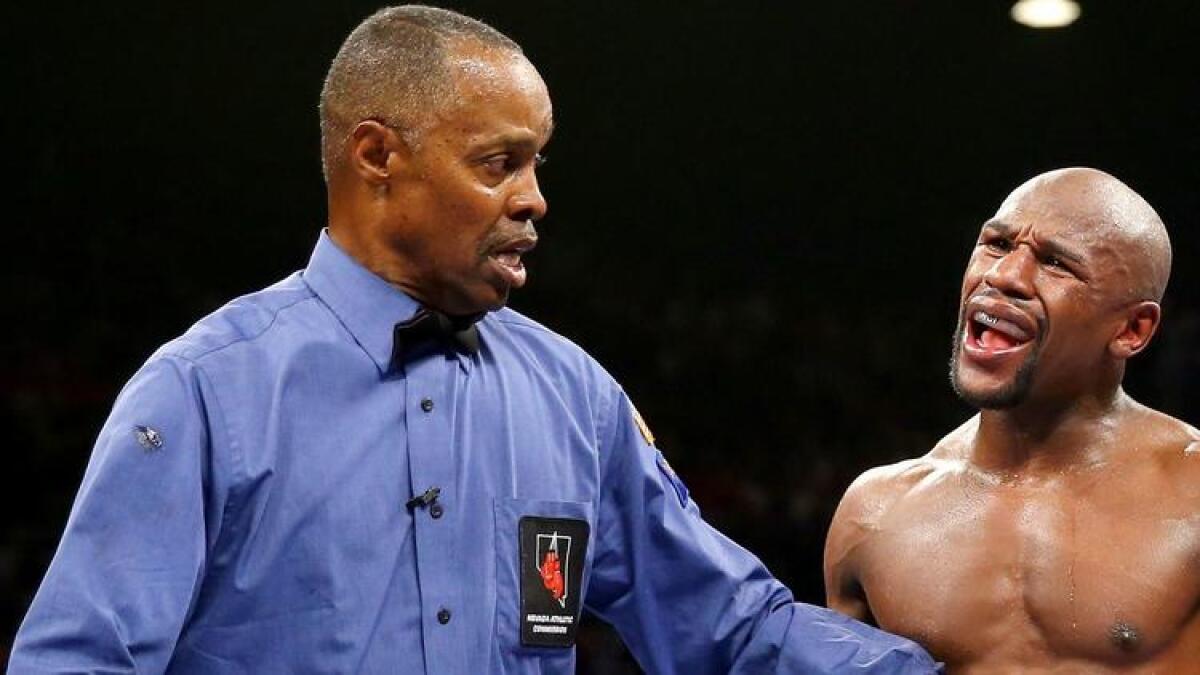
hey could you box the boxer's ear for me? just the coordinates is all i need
[1109,301,1161,359]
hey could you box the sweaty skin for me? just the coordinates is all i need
[825,168,1200,674]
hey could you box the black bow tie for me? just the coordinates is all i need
[391,308,482,365]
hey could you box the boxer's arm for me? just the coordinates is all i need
[824,474,879,624]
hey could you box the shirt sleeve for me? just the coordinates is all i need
[584,387,942,674]
[10,355,223,674]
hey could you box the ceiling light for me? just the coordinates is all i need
[1011,0,1081,29]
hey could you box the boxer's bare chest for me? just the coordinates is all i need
[857,463,1200,669]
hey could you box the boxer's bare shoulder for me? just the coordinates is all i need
[835,415,978,530]
[824,416,979,620]
[1126,401,1200,505]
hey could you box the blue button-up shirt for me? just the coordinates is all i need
[11,232,938,674]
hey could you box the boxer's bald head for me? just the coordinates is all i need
[998,167,1171,303]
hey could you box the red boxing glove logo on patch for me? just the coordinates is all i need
[539,549,565,606]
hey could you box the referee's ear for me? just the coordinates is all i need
[348,120,410,188]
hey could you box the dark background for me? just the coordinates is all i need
[3,1,1198,671]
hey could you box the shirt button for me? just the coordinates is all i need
[420,398,434,413]
[430,503,444,519]
[437,608,452,625]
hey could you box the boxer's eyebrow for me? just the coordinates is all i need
[1036,237,1085,265]
[980,220,1085,265]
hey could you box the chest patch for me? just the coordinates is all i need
[519,516,589,648]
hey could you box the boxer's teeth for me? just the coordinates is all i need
[972,311,1030,342]
[974,311,999,327]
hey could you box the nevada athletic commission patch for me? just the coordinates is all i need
[519,516,589,647]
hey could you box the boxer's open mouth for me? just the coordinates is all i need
[966,309,1033,354]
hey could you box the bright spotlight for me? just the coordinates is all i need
[1011,0,1081,29]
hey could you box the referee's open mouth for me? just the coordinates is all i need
[487,235,538,289]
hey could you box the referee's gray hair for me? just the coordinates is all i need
[318,5,522,181]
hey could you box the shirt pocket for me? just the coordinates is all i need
[493,497,595,664]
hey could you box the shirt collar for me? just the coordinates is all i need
[302,229,423,374]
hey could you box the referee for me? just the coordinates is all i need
[10,6,938,674]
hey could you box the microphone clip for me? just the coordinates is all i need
[406,486,441,511]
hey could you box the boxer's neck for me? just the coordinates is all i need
[970,387,1131,476]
